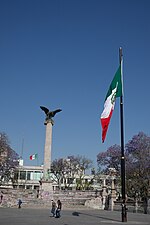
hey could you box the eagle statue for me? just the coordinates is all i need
[40,106,62,125]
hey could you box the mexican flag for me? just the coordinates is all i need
[101,65,122,143]
[29,153,38,160]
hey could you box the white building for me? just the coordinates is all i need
[13,165,43,190]
[12,159,117,193]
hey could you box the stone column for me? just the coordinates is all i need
[110,177,116,211]
[41,119,53,192]
[43,120,52,179]
[102,177,108,209]
[108,168,117,211]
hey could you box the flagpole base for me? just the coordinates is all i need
[121,201,127,222]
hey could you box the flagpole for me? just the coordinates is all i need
[37,155,39,166]
[119,47,127,222]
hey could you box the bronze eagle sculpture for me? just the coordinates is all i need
[40,106,62,125]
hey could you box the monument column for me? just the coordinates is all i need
[40,106,62,192]
[43,120,53,180]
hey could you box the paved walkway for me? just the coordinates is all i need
[0,208,149,225]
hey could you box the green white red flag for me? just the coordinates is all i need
[29,153,38,160]
[101,65,122,142]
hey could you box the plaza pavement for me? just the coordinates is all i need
[0,207,149,225]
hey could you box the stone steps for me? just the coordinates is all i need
[0,188,94,209]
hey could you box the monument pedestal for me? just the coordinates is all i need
[41,179,53,192]
[40,179,53,201]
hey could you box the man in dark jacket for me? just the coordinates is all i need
[55,200,62,218]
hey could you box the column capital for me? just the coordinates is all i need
[44,118,54,126]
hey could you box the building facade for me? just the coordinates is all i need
[10,159,120,195]
[13,165,43,190]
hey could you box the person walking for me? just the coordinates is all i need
[51,200,56,217]
[0,192,3,204]
[18,199,22,208]
[55,199,62,218]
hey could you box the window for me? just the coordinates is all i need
[26,185,32,189]
[27,172,31,180]
[33,171,41,180]
[20,171,26,180]
[14,171,19,180]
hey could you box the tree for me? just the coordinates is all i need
[51,155,93,190]
[97,132,150,200]
[0,132,19,185]
[50,158,67,189]
[97,144,121,175]
[125,132,150,199]
[68,155,93,190]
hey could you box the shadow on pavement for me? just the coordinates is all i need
[72,211,80,216]
[72,211,121,222]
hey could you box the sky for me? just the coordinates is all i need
[0,0,150,168]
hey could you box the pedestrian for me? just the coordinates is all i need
[51,200,56,217]
[0,192,3,204]
[18,199,22,208]
[55,199,62,218]
[143,197,148,214]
